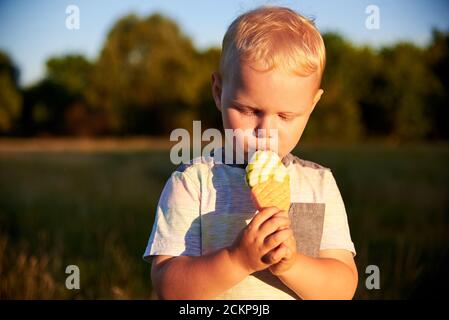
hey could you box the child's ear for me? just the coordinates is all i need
[310,88,324,113]
[211,72,223,112]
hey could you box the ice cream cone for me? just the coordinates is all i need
[245,150,291,212]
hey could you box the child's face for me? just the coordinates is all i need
[212,61,324,159]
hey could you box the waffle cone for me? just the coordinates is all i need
[250,174,291,211]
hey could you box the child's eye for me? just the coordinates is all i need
[240,109,257,117]
[278,114,294,122]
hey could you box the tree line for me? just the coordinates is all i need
[0,13,448,142]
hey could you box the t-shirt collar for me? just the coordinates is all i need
[211,147,293,169]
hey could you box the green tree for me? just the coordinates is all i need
[46,55,93,97]
[21,54,95,136]
[194,47,222,131]
[380,43,439,141]
[304,33,363,142]
[426,29,449,140]
[87,13,205,134]
[0,51,22,133]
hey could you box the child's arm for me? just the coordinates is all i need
[276,249,358,300]
[271,169,357,299]
[151,249,246,300]
[151,207,292,300]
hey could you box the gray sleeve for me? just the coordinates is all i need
[143,169,202,263]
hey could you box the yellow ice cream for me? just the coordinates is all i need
[245,150,291,211]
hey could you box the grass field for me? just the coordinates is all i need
[1,142,448,299]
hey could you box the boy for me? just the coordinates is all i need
[143,5,357,300]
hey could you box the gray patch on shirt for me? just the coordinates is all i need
[289,202,326,258]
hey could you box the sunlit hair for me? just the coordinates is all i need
[220,5,326,84]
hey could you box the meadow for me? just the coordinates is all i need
[0,142,448,299]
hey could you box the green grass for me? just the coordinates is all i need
[1,144,448,299]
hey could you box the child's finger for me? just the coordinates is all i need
[283,246,292,260]
[274,210,289,218]
[263,228,293,253]
[258,216,290,239]
[267,244,288,264]
[248,207,282,230]
[272,211,290,230]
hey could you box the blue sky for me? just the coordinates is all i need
[0,0,448,86]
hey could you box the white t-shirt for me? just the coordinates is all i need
[143,148,356,299]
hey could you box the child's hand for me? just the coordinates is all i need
[266,211,297,276]
[228,207,293,275]
[267,237,297,276]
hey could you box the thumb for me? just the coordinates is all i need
[284,246,292,259]
[278,243,292,261]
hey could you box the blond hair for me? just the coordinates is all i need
[220,5,326,84]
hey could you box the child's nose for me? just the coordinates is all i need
[255,116,276,137]
[254,116,279,151]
